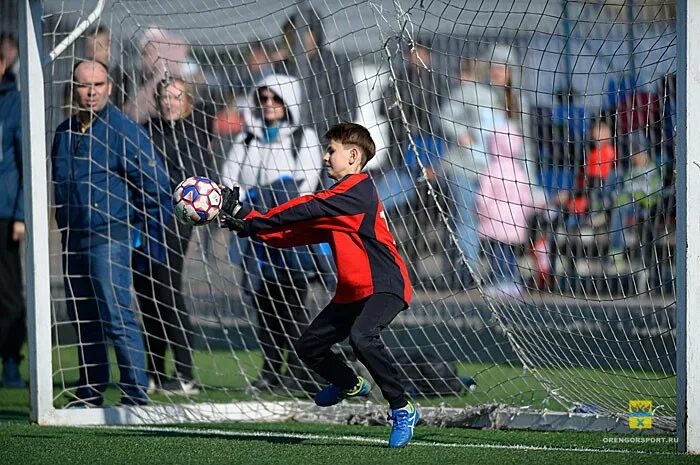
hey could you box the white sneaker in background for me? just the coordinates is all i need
[161,377,201,395]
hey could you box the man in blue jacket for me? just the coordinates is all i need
[0,49,26,388]
[52,60,171,406]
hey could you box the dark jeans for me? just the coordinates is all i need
[133,220,195,381]
[0,219,25,362]
[294,293,407,409]
[64,239,148,404]
[253,278,313,387]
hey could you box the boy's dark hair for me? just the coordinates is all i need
[324,123,376,167]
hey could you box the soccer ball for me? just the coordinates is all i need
[173,176,222,226]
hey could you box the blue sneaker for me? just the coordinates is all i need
[2,358,26,388]
[314,376,371,407]
[389,401,420,448]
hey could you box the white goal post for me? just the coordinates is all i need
[15,0,695,453]
[676,0,700,454]
[19,0,53,424]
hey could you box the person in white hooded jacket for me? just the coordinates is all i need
[222,73,324,393]
[222,73,322,198]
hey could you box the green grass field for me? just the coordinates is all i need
[48,347,675,415]
[0,349,694,464]
[0,387,692,465]
[51,346,562,407]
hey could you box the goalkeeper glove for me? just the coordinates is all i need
[218,185,251,236]
[220,185,241,217]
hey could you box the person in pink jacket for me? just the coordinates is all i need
[476,123,546,297]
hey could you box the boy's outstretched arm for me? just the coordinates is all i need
[219,184,328,248]
[219,174,372,239]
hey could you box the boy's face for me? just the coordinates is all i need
[323,140,362,180]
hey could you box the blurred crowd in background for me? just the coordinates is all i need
[3,3,678,299]
[0,0,679,399]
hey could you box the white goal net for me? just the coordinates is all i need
[34,0,676,429]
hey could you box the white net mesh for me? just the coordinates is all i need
[38,0,676,429]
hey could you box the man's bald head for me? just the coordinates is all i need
[73,60,112,114]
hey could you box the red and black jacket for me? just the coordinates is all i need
[235,173,412,306]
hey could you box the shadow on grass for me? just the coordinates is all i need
[87,428,388,448]
[94,428,307,445]
[0,409,29,422]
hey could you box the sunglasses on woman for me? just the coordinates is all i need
[258,92,283,105]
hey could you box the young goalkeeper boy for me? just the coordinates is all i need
[219,122,418,448]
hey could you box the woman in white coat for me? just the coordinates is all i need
[222,73,323,393]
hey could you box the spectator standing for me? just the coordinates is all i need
[440,58,492,281]
[84,25,127,108]
[476,124,546,297]
[137,77,215,394]
[236,40,283,98]
[0,33,18,84]
[377,37,446,213]
[545,117,616,235]
[124,27,190,124]
[441,59,491,165]
[488,57,564,285]
[213,40,285,138]
[585,117,617,217]
[484,47,520,129]
[286,5,358,142]
[85,26,111,66]
[484,45,538,184]
[607,132,662,271]
[221,73,323,393]
[51,60,171,406]
[0,49,26,388]
[586,118,616,182]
